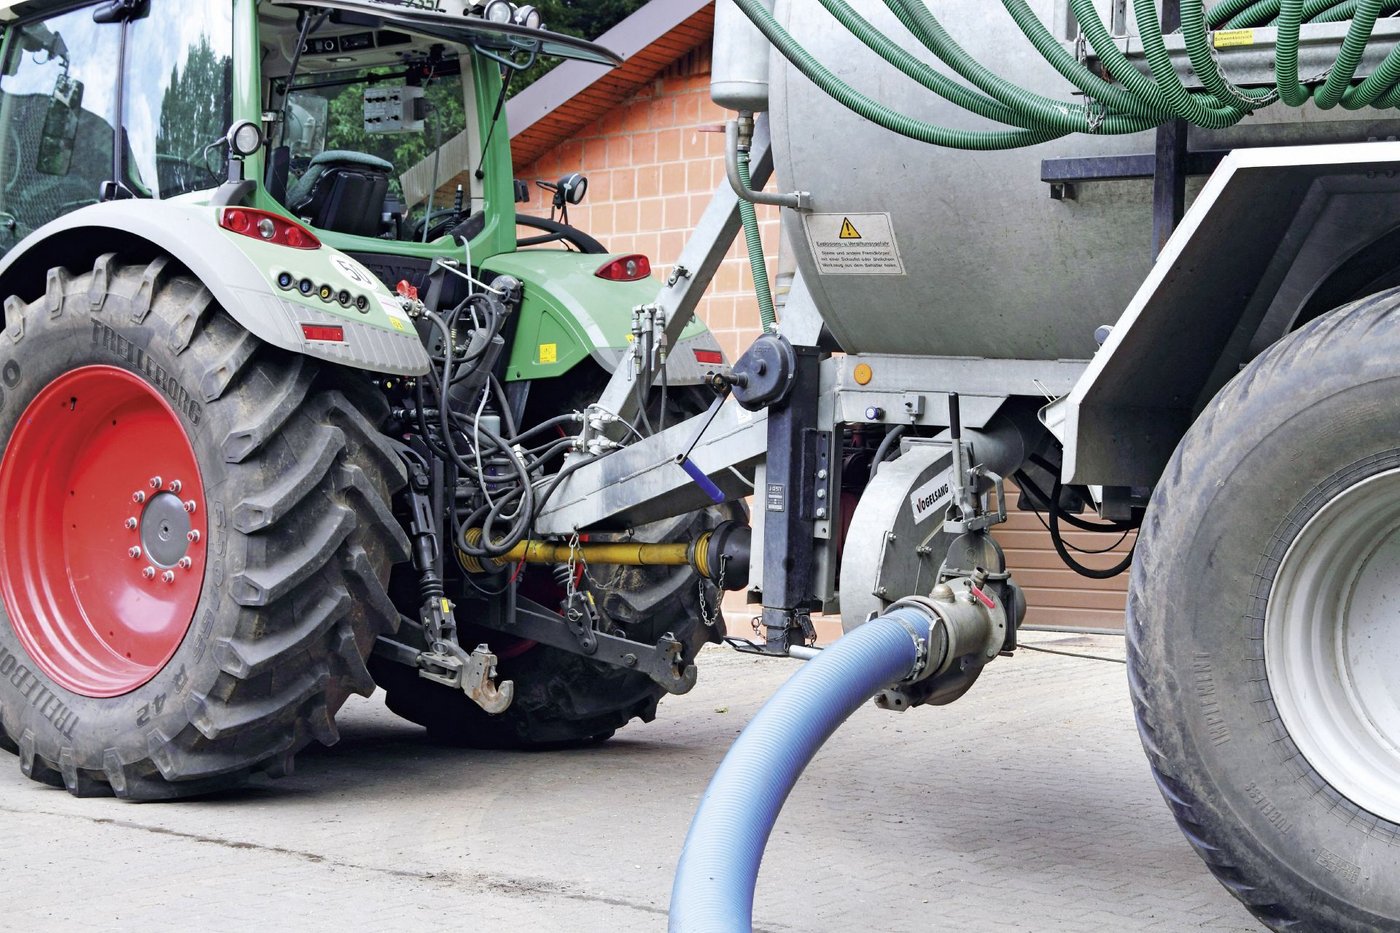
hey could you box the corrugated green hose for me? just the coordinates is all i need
[729,0,1400,154]
[736,148,777,334]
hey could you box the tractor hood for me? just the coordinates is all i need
[268,0,622,66]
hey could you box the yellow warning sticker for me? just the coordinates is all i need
[803,212,906,275]
[1213,28,1254,48]
[539,342,558,364]
[389,317,406,332]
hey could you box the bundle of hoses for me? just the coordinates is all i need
[729,0,1400,151]
[669,606,935,932]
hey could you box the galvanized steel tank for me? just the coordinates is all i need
[736,0,1400,361]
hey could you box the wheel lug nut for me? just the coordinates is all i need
[149,476,163,490]
[161,571,176,584]
[169,479,182,494]
[142,566,156,580]
[187,530,201,543]
[177,557,193,570]
[183,500,197,514]
[125,517,138,530]
[129,547,142,559]
[133,491,146,504]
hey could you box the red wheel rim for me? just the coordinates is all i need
[0,365,207,697]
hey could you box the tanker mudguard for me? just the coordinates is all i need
[1050,140,1400,488]
[0,201,431,378]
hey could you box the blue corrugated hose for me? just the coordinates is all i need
[668,607,934,932]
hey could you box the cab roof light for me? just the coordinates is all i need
[595,254,651,282]
[219,208,320,250]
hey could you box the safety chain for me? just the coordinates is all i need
[563,530,584,622]
[697,557,726,628]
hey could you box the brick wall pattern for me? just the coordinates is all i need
[513,45,778,363]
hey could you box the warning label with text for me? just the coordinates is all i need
[803,212,906,275]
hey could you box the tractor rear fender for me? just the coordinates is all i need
[0,201,431,377]
[1050,141,1400,488]
[481,249,725,385]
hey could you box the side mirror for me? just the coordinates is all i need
[36,73,82,177]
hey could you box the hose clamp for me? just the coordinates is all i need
[883,596,946,683]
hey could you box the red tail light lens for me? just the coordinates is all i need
[300,323,345,343]
[219,208,321,250]
[693,349,724,365]
[595,254,651,282]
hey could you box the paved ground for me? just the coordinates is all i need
[0,632,1261,932]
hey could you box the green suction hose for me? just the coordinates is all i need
[736,144,777,334]
[729,0,1400,155]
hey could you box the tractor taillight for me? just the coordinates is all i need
[693,350,724,365]
[220,208,320,250]
[595,254,651,282]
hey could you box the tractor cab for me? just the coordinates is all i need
[257,1,617,251]
[0,0,618,260]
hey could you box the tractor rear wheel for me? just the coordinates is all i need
[0,255,407,799]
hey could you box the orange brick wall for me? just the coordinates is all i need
[513,46,780,362]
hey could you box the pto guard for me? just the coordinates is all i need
[0,201,430,377]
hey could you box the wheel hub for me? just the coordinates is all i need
[0,365,207,698]
[1267,467,1400,823]
[139,490,194,568]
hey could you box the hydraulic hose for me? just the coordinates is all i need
[669,606,934,933]
[736,145,777,334]
[728,0,1400,155]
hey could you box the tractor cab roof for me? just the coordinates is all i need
[268,0,621,66]
[0,1,621,68]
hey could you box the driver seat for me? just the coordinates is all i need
[287,150,392,237]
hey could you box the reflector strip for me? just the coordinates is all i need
[301,324,345,342]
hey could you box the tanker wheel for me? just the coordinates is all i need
[0,255,408,799]
[370,389,743,748]
[1128,286,1400,931]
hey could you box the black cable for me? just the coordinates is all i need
[489,374,519,439]
[1014,472,1132,555]
[532,453,600,526]
[1047,475,1136,580]
[1025,454,1139,533]
[869,425,908,483]
[1020,643,1126,665]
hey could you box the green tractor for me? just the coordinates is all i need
[0,0,738,799]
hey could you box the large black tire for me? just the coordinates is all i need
[370,389,742,748]
[0,255,407,799]
[1128,287,1400,931]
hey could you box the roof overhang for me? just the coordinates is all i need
[507,0,714,167]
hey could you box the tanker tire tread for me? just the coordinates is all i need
[1127,286,1400,932]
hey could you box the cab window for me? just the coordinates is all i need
[123,0,234,199]
[0,9,120,256]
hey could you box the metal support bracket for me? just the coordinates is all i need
[592,114,777,431]
[500,597,700,695]
[372,633,516,715]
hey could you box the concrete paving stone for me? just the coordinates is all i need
[0,633,1265,931]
